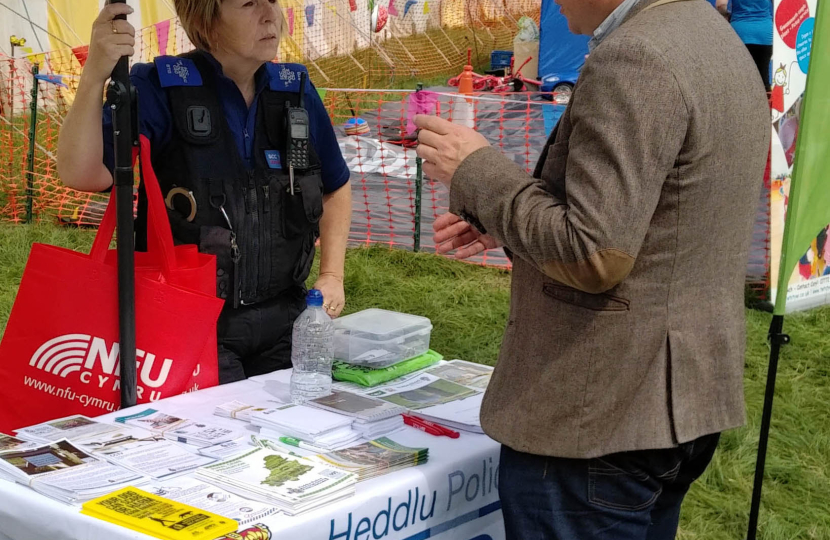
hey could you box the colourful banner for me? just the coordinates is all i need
[772,0,830,313]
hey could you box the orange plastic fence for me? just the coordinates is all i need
[0,0,772,293]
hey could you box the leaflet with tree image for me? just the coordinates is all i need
[196,447,357,515]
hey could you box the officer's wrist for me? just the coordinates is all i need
[318,272,343,282]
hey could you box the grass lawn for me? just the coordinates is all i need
[0,223,828,539]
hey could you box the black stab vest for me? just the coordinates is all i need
[138,52,324,307]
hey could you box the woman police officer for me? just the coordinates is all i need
[57,0,352,384]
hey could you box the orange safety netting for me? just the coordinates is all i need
[0,0,773,292]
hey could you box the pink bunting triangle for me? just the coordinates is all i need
[388,0,398,16]
[155,20,171,56]
[288,7,295,35]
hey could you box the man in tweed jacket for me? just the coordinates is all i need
[414,0,769,537]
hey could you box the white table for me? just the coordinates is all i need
[0,370,505,540]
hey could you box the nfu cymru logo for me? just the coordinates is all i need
[29,334,178,399]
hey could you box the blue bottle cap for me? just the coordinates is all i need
[307,289,324,307]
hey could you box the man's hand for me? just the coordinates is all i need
[313,273,345,318]
[414,115,490,187]
[434,213,501,259]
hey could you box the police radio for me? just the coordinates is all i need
[286,72,310,195]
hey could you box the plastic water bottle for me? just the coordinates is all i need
[290,289,335,403]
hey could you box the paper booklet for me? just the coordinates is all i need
[0,433,38,451]
[414,393,485,433]
[115,409,187,432]
[15,415,122,444]
[73,426,216,480]
[307,391,406,421]
[311,437,428,482]
[146,476,279,526]
[114,408,239,447]
[0,439,145,504]
[198,439,253,460]
[426,360,494,390]
[377,378,479,410]
[196,447,357,515]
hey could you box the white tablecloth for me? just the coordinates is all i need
[0,370,505,540]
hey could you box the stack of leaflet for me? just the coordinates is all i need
[250,404,361,450]
[14,414,216,481]
[413,394,485,434]
[214,401,270,423]
[196,447,357,515]
[15,414,126,444]
[115,409,240,448]
[308,391,406,440]
[352,416,404,439]
[146,477,279,526]
[310,437,428,482]
[0,439,145,504]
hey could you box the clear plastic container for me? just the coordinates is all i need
[333,309,433,368]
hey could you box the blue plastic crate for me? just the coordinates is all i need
[490,50,513,70]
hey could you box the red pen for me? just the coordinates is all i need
[403,414,460,439]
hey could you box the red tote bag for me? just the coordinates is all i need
[0,136,224,433]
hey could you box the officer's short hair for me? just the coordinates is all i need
[175,0,285,51]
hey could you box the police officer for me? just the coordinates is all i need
[57,0,352,384]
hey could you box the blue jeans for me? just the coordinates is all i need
[498,434,720,540]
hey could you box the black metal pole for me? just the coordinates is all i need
[25,64,39,224]
[746,314,789,540]
[106,0,137,409]
[413,83,423,253]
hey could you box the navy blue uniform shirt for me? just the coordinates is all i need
[102,50,350,194]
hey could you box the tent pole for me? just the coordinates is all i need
[746,314,789,540]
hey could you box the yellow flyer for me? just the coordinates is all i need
[81,487,238,540]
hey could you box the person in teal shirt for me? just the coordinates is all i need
[717,0,773,89]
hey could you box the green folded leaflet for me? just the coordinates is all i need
[332,350,443,387]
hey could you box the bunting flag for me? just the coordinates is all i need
[349,0,358,11]
[423,0,430,14]
[305,5,315,26]
[327,3,337,14]
[20,47,33,54]
[288,7,295,36]
[72,45,89,67]
[403,0,417,17]
[155,20,171,56]
[388,0,398,17]
[34,74,67,88]
[27,53,46,69]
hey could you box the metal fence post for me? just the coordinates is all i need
[25,64,40,224]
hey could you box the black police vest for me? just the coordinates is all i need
[137,52,324,307]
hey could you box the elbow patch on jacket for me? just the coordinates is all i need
[542,249,635,294]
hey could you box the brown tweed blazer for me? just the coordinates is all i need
[450,0,770,458]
